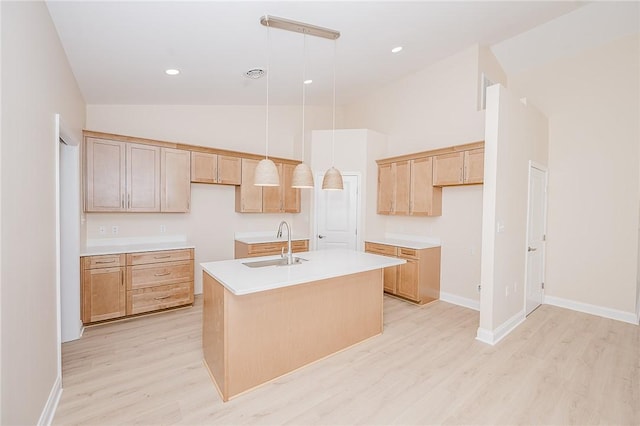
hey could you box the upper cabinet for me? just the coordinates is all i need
[161,148,191,213]
[377,161,411,215]
[433,147,484,186]
[376,141,483,217]
[236,160,301,213]
[83,130,302,215]
[377,158,440,216]
[85,137,190,213]
[85,138,160,212]
[190,152,241,185]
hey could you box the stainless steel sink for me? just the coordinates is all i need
[242,257,307,268]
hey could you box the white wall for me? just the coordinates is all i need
[508,34,640,320]
[479,84,548,343]
[85,104,337,294]
[343,45,500,306]
[1,1,86,424]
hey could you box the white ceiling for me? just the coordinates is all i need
[46,1,594,106]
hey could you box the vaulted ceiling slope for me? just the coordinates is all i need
[47,1,631,106]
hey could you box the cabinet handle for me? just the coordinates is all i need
[154,295,171,300]
[96,259,116,264]
[154,255,171,259]
[121,195,124,209]
[154,271,171,276]
[121,269,124,287]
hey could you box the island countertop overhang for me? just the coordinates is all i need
[201,249,405,296]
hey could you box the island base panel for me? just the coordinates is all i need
[203,269,383,401]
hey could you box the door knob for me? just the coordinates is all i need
[318,235,326,239]
[528,246,537,252]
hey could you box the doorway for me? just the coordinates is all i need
[525,162,547,315]
[314,173,359,250]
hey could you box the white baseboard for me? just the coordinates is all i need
[475,309,525,346]
[439,292,480,311]
[38,374,62,426]
[544,295,638,325]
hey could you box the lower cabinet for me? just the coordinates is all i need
[234,239,309,259]
[81,254,126,323]
[365,242,441,304]
[81,248,194,324]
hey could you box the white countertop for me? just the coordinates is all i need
[365,237,440,250]
[201,249,405,296]
[80,241,195,256]
[235,235,309,244]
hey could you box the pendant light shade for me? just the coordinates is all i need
[291,162,314,188]
[255,158,280,186]
[322,166,343,190]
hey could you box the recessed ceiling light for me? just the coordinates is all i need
[165,69,180,75]
[391,46,403,54]
[304,79,313,85]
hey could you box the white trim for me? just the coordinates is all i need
[439,292,479,311]
[475,309,526,345]
[636,287,640,324]
[54,114,62,379]
[37,375,62,426]
[544,295,638,325]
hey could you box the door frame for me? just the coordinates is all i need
[524,160,548,315]
[312,172,362,251]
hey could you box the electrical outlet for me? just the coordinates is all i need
[505,285,509,297]
[99,226,106,235]
[513,282,517,293]
[160,225,166,233]
[111,225,119,235]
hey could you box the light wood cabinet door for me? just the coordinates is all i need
[464,148,484,184]
[190,152,217,183]
[410,157,441,216]
[85,137,126,212]
[263,163,283,213]
[235,158,263,212]
[377,163,394,214]
[82,265,126,323]
[126,143,160,212]
[217,155,242,185]
[161,148,191,212]
[396,258,420,302]
[394,161,411,215]
[282,163,301,213]
[383,265,398,294]
[433,151,464,186]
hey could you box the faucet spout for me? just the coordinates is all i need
[277,221,293,264]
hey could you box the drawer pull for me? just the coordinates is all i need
[154,295,171,300]
[154,271,171,277]
[95,259,116,264]
[154,255,171,259]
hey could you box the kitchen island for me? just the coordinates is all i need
[201,249,405,401]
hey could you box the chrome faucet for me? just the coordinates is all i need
[277,221,294,265]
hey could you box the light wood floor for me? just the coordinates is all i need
[54,296,639,425]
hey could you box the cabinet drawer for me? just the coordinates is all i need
[127,282,193,315]
[127,248,193,265]
[127,260,194,290]
[397,247,419,259]
[291,240,309,252]
[364,242,397,257]
[82,254,126,269]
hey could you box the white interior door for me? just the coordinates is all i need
[525,163,547,315]
[315,174,358,250]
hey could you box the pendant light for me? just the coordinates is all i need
[322,38,343,190]
[255,16,280,187]
[291,33,314,189]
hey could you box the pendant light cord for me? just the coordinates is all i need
[331,39,336,167]
[265,17,270,160]
[301,33,306,162]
